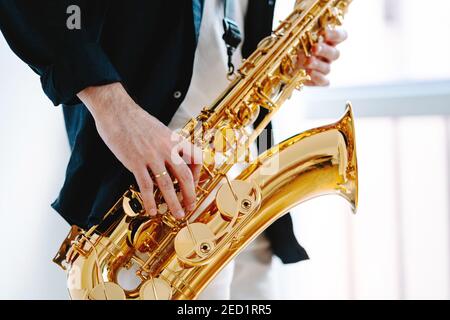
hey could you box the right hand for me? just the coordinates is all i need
[78,83,202,219]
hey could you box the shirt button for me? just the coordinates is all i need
[173,91,182,99]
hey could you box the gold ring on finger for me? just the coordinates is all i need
[154,171,168,179]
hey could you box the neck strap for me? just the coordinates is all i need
[222,0,242,76]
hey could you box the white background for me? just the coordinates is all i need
[1,0,449,299]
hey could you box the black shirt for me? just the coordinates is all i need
[0,0,308,263]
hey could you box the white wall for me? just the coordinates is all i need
[0,34,69,299]
[273,92,450,299]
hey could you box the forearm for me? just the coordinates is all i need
[77,82,134,120]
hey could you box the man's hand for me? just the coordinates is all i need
[297,27,348,87]
[78,83,202,219]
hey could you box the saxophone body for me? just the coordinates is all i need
[54,0,357,300]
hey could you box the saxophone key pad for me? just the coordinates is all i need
[174,222,216,265]
[139,278,173,300]
[88,282,126,300]
[216,180,261,220]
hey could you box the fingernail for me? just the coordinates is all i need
[149,209,157,216]
[187,203,196,211]
[175,211,185,219]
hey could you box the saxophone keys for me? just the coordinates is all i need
[140,278,173,300]
[256,34,278,54]
[215,180,261,221]
[306,31,316,47]
[213,125,238,154]
[236,101,260,127]
[253,84,278,111]
[88,282,126,300]
[229,235,245,251]
[122,189,144,218]
[128,216,162,252]
[174,222,216,266]
[157,203,168,215]
[293,69,312,91]
[320,7,344,29]
[300,36,311,57]
[295,0,316,11]
[280,55,296,78]
[200,146,216,182]
[328,7,344,26]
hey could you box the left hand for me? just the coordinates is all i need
[297,27,348,87]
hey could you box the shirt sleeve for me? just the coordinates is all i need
[0,0,121,106]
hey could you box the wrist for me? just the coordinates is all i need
[77,82,135,120]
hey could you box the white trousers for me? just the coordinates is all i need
[198,234,279,300]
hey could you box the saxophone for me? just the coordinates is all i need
[53,0,357,300]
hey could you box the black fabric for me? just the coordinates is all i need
[264,214,309,264]
[0,0,308,263]
[0,1,122,106]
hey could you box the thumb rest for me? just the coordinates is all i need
[54,0,357,300]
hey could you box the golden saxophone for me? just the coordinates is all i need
[53,0,358,300]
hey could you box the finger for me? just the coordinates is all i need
[305,70,330,87]
[305,57,331,75]
[295,49,309,70]
[150,162,185,219]
[134,169,157,216]
[167,155,197,212]
[324,27,348,46]
[313,43,340,62]
[189,164,201,186]
[179,141,203,185]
